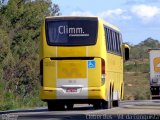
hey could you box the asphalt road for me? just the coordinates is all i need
[0,100,160,120]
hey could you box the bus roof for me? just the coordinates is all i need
[45,16,120,32]
[98,17,120,32]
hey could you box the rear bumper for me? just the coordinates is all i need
[42,99,105,104]
[40,86,106,101]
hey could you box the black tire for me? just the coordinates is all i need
[110,86,113,108]
[102,100,110,109]
[47,101,55,111]
[93,102,102,110]
[66,104,74,110]
[152,96,160,100]
[112,100,119,107]
[47,101,65,111]
[102,85,113,109]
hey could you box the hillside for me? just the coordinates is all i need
[129,37,160,61]
[124,37,160,100]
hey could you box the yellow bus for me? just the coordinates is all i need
[40,16,129,111]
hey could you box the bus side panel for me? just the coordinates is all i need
[107,53,123,100]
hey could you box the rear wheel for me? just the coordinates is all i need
[47,101,55,111]
[47,101,65,111]
[110,86,113,108]
[112,100,119,107]
[152,96,160,100]
[93,102,102,109]
[102,100,110,109]
[102,85,113,109]
[66,104,74,110]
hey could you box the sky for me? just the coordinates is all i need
[52,0,160,45]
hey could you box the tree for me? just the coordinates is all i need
[130,38,160,61]
[0,0,60,109]
[0,29,9,62]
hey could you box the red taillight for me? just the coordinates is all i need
[101,58,105,74]
[101,58,105,85]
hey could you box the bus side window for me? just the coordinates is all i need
[109,29,112,52]
[113,31,117,53]
[107,28,109,51]
[116,32,120,54]
[119,34,122,55]
[111,30,114,52]
[112,31,115,52]
[115,32,118,54]
[106,27,122,55]
[105,28,109,51]
[107,28,111,52]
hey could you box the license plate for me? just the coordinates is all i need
[66,88,77,93]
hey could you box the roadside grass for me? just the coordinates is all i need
[0,84,46,111]
[0,68,46,111]
[125,61,149,73]
[124,60,151,100]
[124,72,150,100]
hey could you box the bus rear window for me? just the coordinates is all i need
[45,18,98,46]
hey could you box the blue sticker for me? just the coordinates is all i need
[88,60,96,68]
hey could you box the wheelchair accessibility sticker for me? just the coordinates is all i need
[88,60,96,68]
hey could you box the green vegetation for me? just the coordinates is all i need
[124,38,160,100]
[0,0,60,110]
[124,72,150,100]
[125,62,149,73]
[129,37,160,61]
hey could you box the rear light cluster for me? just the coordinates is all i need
[101,58,105,74]
[40,60,43,86]
[101,58,106,85]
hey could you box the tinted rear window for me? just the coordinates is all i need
[45,18,98,46]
